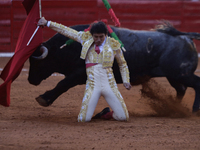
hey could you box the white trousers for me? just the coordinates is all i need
[78,64,129,122]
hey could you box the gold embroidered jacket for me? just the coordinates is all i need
[48,21,130,83]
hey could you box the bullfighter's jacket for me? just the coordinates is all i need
[47,21,130,83]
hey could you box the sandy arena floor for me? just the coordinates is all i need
[0,57,200,150]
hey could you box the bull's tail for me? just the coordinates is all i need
[155,20,200,40]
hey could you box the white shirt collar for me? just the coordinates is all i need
[98,36,107,52]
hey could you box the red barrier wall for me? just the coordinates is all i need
[0,0,12,52]
[0,0,200,52]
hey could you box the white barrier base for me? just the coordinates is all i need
[0,52,14,57]
[1,53,200,57]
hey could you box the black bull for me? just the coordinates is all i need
[28,23,200,112]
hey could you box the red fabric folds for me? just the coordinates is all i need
[0,0,43,106]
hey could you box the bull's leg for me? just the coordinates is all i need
[177,74,200,112]
[167,77,187,102]
[149,67,188,102]
[36,68,87,107]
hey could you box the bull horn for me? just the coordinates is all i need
[32,46,48,60]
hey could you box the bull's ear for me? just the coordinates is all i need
[32,46,48,60]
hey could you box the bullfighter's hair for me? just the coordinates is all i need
[90,21,108,35]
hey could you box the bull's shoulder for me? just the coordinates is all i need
[108,37,121,51]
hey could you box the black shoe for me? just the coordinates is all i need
[92,107,110,119]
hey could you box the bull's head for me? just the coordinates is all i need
[28,45,54,85]
[28,25,90,86]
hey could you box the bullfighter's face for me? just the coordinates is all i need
[92,33,106,46]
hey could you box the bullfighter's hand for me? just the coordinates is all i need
[123,83,131,90]
[37,17,48,26]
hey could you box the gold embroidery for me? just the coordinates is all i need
[103,45,110,62]
[81,38,94,59]
[98,52,103,64]
[80,36,119,68]
[115,50,130,83]
[50,22,80,42]
[78,67,95,122]
[81,31,92,41]
[87,46,98,63]
[109,37,121,50]
[102,38,113,68]
[85,45,104,64]
[106,70,129,121]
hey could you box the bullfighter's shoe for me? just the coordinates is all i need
[92,107,110,119]
[35,96,53,107]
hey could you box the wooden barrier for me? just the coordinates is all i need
[0,0,200,52]
[0,1,12,52]
[98,0,183,29]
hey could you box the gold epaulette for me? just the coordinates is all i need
[108,37,121,51]
[80,31,92,43]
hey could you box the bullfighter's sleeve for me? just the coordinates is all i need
[115,49,130,84]
[47,21,82,43]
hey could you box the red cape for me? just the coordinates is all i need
[0,0,43,106]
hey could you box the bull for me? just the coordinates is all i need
[28,22,200,113]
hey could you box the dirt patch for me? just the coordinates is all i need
[141,79,191,118]
[0,58,200,150]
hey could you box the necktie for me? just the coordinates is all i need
[95,45,100,54]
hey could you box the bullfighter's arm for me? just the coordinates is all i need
[47,21,82,43]
[115,49,130,84]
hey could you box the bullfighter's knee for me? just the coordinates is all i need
[113,112,129,121]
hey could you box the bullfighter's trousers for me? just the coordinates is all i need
[78,64,129,122]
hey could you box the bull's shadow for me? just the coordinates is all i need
[28,22,200,113]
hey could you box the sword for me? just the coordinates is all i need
[27,0,42,46]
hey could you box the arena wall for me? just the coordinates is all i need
[0,0,200,52]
